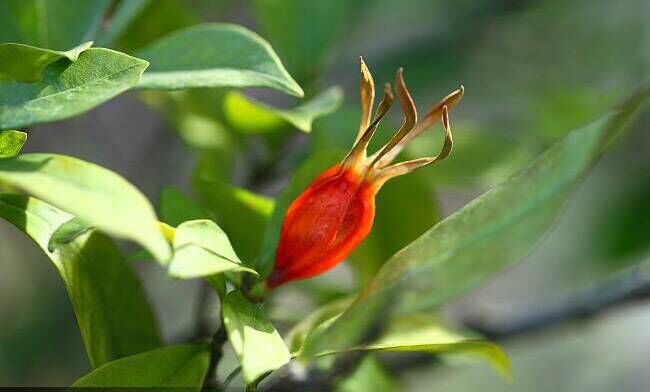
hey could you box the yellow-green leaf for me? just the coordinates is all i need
[0,130,27,158]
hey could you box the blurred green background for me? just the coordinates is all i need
[0,0,648,389]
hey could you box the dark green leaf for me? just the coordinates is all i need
[337,356,397,392]
[222,290,291,384]
[0,48,149,129]
[0,194,162,368]
[351,172,440,285]
[95,0,153,47]
[135,23,304,97]
[301,86,649,358]
[0,153,171,262]
[0,41,92,82]
[47,216,93,252]
[72,344,210,388]
[159,187,207,227]
[168,219,258,279]
[253,0,364,79]
[223,87,343,133]
[0,130,27,158]
[0,0,109,50]
[193,174,274,263]
[256,149,345,277]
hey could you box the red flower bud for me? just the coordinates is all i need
[267,58,463,288]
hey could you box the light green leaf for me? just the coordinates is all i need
[47,216,92,252]
[0,153,171,262]
[193,174,274,263]
[169,219,258,279]
[286,297,354,354]
[0,0,109,50]
[222,290,291,384]
[72,344,210,388]
[0,41,92,82]
[223,87,343,133]
[95,0,153,47]
[0,194,162,368]
[257,149,345,277]
[159,187,207,227]
[0,48,149,129]
[135,23,303,96]
[301,87,649,358]
[0,130,27,158]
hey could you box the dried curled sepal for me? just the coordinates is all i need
[267,57,463,288]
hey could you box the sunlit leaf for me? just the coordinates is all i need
[0,130,27,158]
[136,23,304,97]
[0,0,109,50]
[0,48,149,129]
[193,174,274,263]
[300,86,649,358]
[286,297,353,354]
[0,41,92,82]
[0,194,162,368]
[0,153,171,262]
[72,344,210,388]
[223,87,343,133]
[222,290,291,384]
[256,149,345,277]
[168,219,258,279]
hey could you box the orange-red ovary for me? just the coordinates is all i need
[267,165,376,288]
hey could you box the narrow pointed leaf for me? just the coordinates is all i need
[0,153,171,261]
[0,48,149,129]
[169,219,258,279]
[0,194,162,368]
[47,216,93,252]
[0,130,27,158]
[224,87,343,133]
[222,290,291,384]
[136,23,303,97]
[95,0,153,47]
[72,344,210,388]
[301,87,649,358]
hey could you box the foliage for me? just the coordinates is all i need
[0,0,647,390]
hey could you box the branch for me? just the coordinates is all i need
[202,322,229,389]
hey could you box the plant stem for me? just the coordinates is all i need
[202,320,229,389]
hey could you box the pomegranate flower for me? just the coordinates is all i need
[267,58,463,288]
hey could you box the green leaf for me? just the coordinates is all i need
[0,130,27,158]
[159,187,207,227]
[318,315,510,380]
[222,290,291,384]
[223,87,343,133]
[286,297,354,354]
[169,219,258,279]
[253,0,364,79]
[0,0,109,50]
[95,0,153,47]
[351,171,440,285]
[72,344,210,388]
[337,356,398,392]
[0,153,171,262]
[193,174,274,263]
[0,194,162,368]
[300,86,649,358]
[0,48,149,129]
[135,23,304,97]
[0,41,93,82]
[47,216,93,252]
[256,149,345,277]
